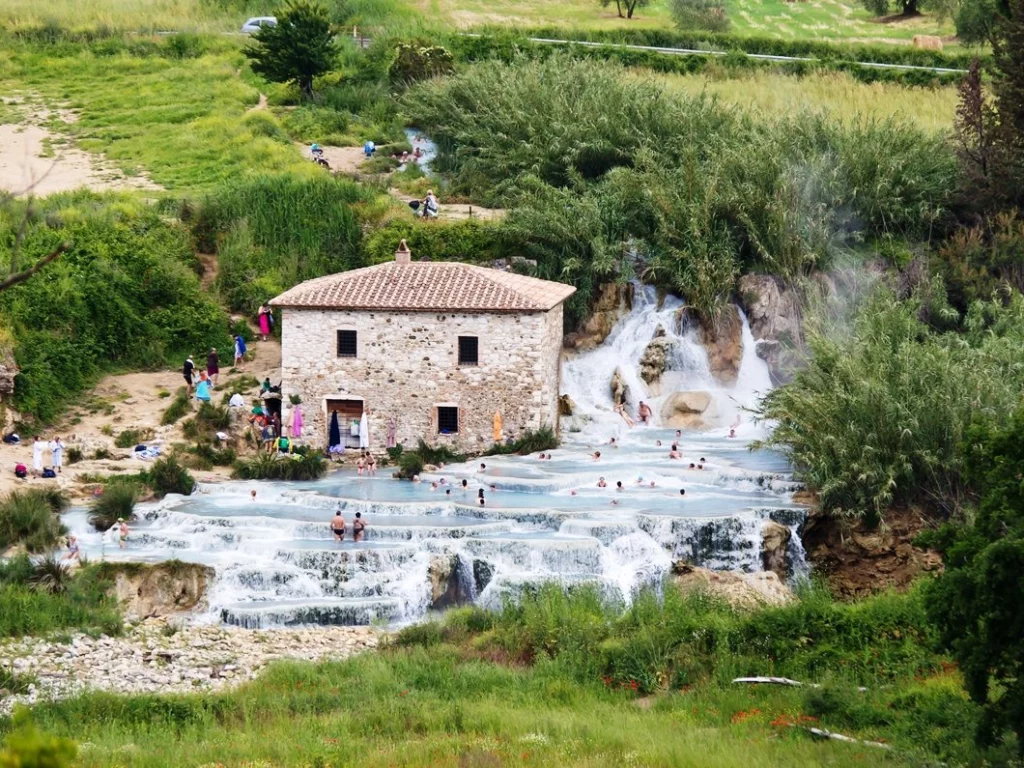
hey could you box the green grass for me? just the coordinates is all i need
[0,651,924,767]
[0,557,121,638]
[421,0,955,42]
[0,488,69,553]
[652,69,958,134]
[6,582,1008,766]
[0,38,317,192]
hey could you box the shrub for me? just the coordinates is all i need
[88,484,138,532]
[759,286,1024,522]
[143,456,195,497]
[194,175,375,315]
[0,192,229,422]
[484,426,558,456]
[113,428,154,449]
[0,489,68,553]
[182,403,232,440]
[670,0,730,32]
[161,388,191,425]
[232,451,329,480]
[397,451,424,480]
[388,42,455,85]
[0,714,77,768]
[90,447,112,461]
[29,556,72,596]
[65,447,83,465]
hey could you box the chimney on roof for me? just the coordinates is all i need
[395,239,412,265]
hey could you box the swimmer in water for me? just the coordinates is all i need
[592,451,601,461]
[250,489,257,502]
[597,477,607,488]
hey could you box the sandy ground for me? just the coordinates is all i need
[389,187,505,222]
[0,98,161,197]
[0,339,283,500]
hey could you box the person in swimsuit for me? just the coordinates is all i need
[477,488,485,507]
[117,518,129,549]
[331,508,346,542]
[352,512,366,542]
[62,535,81,563]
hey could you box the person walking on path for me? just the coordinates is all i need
[49,436,64,473]
[258,304,272,342]
[183,355,196,394]
[206,348,220,388]
[195,373,212,403]
[32,436,45,477]
[233,335,247,370]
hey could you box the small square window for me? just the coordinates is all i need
[337,330,357,358]
[458,336,478,366]
[438,406,459,434]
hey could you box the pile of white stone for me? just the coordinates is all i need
[0,620,379,715]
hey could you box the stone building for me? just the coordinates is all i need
[270,243,576,453]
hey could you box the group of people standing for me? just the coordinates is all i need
[14,436,65,479]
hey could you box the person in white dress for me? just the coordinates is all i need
[32,436,46,477]
[49,436,64,473]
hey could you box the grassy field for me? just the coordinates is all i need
[0,0,955,43]
[653,69,959,133]
[412,0,954,42]
[10,650,938,767]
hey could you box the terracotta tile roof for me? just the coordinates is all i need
[270,262,576,313]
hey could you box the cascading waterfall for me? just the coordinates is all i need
[62,287,807,627]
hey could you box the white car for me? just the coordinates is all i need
[241,16,277,34]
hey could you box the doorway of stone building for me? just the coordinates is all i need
[325,398,364,449]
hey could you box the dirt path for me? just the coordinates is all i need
[389,188,505,222]
[248,93,268,113]
[0,339,284,500]
[0,98,161,196]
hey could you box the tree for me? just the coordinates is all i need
[244,1,338,99]
[924,408,1024,752]
[388,43,455,85]
[861,0,924,18]
[599,0,650,19]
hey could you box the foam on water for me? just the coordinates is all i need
[63,288,806,627]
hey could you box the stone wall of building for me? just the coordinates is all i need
[279,307,564,452]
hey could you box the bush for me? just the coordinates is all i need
[759,285,1024,522]
[113,428,154,449]
[484,427,558,456]
[0,192,229,422]
[29,556,73,596]
[670,0,730,32]
[388,42,455,84]
[397,451,424,480]
[161,388,191,425]
[232,451,329,480]
[0,714,77,768]
[65,447,83,465]
[143,456,195,497]
[182,402,232,440]
[0,489,69,553]
[88,484,138,532]
[194,175,376,315]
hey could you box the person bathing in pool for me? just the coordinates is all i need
[331,508,346,542]
[352,512,367,542]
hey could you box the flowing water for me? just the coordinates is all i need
[64,287,804,628]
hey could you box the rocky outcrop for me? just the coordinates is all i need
[680,305,742,385]
[105,562,214,621]
[639,325,672,395]
[0,347,17,400]
[760,521,792,580]
[671,563,793,610]
[737,274,804,383]
[558,394,576,417]
[428,554,473,610]
[802,505,942,599]
[610,368,629,406]
[660,391,712,430]
[564,282,633,351]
